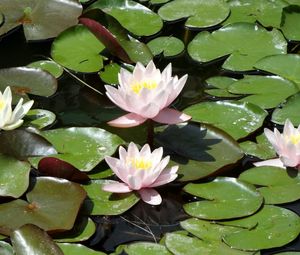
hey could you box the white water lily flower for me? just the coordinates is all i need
[0,86,34,131]
[254,119,300,169]
[102,142,178,205]
[105,60,191,127]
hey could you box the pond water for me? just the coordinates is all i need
[1,0,300,254]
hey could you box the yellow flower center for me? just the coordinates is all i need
[290,134,300,145]
[128,158,152,170]
[131,80,158,94]
[0,99,5,111]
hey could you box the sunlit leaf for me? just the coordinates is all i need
[280,5,300,41]
[147,36,184,57]
[205,76,239,98]
[24,109,56,129]
[58,243,106,255]
[28,60,64,78]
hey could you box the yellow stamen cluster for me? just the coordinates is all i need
[290,134,300,145]
[131,80,158,94]
[128,158,152,170]
[0,100,5,111]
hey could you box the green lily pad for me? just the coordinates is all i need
[281,5,300,41]
[82,180,140,215]
[239,166,300,204]
[205,76,239,98]
[228,75,299,109]
[183,177,263,220]
[158,0,230,29]
[0,177,86,234]
[155,122,243,181]
[0,154,31,198]
[150,0,171,4]
[58,243,106,255]
[222,205,300,250]
[24,109,56,129]
[0,67,57,104]
[51,25,105,73]
[184,101,267,140]
[147,36,184,57]
[99,63,120,85]
[124,242,172,255]
[86,0,163,36]
[165,233,255,255]
[28,60,64,78]
[274,253,300,255]
[29,127,124,172]
[223,0,288,28]
[272,92,300,125]
[54,217,96,243]
[188,23,287,72]
[254,54,300,87]
[0,241,13,255]
[239,133,276,160]
[11,224,63,255]
[0,0,82,40]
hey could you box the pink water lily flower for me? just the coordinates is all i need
[102,142,178,205]
[254,119,300,169]
[105,60,191,127]
[0,86,34,131]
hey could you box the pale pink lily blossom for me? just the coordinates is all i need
[0,86,34,131]
[102,142,178,205]
[254,119,300,169]
[105,60,191,127]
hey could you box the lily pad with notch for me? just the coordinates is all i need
[205,76,239,98]
[28,60,64,79]
[183,177,263,220]
[24,109,56,129]
[280,5,300,41]
[155,122,244,181]
[147,36,185,57]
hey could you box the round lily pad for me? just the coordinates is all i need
[28,60,64,78]
[82,180,140,215]
[239,132,276,160]
[223,0,288,28]
[0,177,87,234]
[29,127,124,172]
[239,166,300,204]
[158,0,230,29]
[24,109,56,129]
[0,0,82,40]
[147,36,184,57]
[222,205,300,250]
[183,101,267,140]
[188,23,287,72]
[254,54,300,87]
[58,243,106,255]
[124,242,172,255]
[0,154,30,198]
[0,67,57,104]
[228,75,299,109]
[205,76,239,98]
[86,0,163,36]
[155,122,243,181]
[272,92,300,125]
[51,25,105,73]
[99,63,120,85]
[11,224,63,255]
[183,177,263,220]
[280,5,300,41]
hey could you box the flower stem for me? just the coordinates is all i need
[147,119,154,148]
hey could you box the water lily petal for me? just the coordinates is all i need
[253,158,285,168]
[138,188,162,205]
[108,113,147,128]
[149,166,178,187]
[165,74,188,107]
[2,119,24,131]
[102,182,132,193]
[105,156,128,183]
[152,108,191,124]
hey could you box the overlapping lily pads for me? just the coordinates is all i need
[280,5,300,41]
[222,205,300,250]
[29,127,124,172]
[0,0,82,40]
[239,166,300,204]
[155,122,243,181]
[51,25,106,73]
[0,177,86,234]
[24,109,56,129]
[184,101,267,140]
[82,180,140,215]
[0,67,57,103]
[28,60,64,78]
[183,177,263,220]
[147,36,185,57]
[227,75,299,109]
[188,23,287,71]
[205,76,239,98]
[158,0,230,29]
[86,0,163,36]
